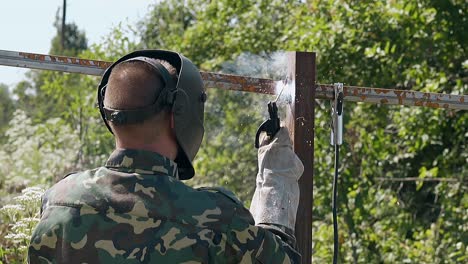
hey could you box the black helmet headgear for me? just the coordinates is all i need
[97,50,206,180]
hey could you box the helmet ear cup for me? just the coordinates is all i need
[172,89,189,116]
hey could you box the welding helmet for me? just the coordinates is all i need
[97,50,206,180]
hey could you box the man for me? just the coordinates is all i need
[28,50,304,263]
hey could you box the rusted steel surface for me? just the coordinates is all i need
[287,52,316,264]
[375,177,459,183]
[317,84,467,110]
[1,49,466,110]
[201,71,276,94]
[0,49,278,94]
[0,50,110,76]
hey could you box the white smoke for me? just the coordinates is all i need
[221,52,294,124]
[222,52,288,80]
[222,52,294,106]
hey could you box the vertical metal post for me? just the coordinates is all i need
[287,52,316,263]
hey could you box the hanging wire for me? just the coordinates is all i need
[332,144,339,264]
[331,83,343,264]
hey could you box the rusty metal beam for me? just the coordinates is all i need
[286,51,315,264]
[0,49,466,110]
[317,84,467,111]
[375,177,460,183]
[0,50,277,94]
[200,72,276,94]
[0,49,111,75]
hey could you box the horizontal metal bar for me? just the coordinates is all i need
[0,49,110,76]
[0,50,276,94]
[0,49,466,110]
[375,177,460,183]
[201,72,276,94]
[317,84,467,111]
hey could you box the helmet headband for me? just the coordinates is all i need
[99,56,177,126]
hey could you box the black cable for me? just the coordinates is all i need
[332,144,339,264]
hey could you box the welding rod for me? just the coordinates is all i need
[0,49,466,110]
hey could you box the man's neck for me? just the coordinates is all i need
[115,139,178,161]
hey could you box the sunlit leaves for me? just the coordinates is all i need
[140,0,468,262]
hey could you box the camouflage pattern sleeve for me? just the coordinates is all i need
[202,187,301,264]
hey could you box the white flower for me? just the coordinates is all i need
[5,232,30,243]
[21,217,40,225]
[0,204,25,212]
[11,222,28,232]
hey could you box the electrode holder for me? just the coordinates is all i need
[331,83,344,146]
[255,101,281,148]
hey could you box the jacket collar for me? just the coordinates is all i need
[105,148,178,179]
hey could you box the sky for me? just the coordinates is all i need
[0,0,155,88]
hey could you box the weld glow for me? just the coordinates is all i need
[274,80,295,105]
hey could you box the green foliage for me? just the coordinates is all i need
[83,23,142,62]
[141,0,294,202]
[192,52,285,202]
[141,0,298,68]
[1,15,113,264]
[12,16,88,124]
[192,89,268,203]
[10,18,125,173]
[141,0,467,262]
[0,0,466,263]
[0,110,80,193]
[50,9,88,56]
[0,84,15,142]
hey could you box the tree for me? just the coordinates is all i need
[50,7,88,56]
[2,0,466,262]
[141,0,302,202]
[141,0,467,262]
[0,84,15,142]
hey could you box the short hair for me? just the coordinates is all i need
[104,59,178,111]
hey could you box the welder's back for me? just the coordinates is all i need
[28,149,299,263]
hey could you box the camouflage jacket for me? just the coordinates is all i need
[28,149,300,264]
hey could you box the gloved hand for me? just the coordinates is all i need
[250,127,304,232]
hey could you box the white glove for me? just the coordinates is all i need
[250,127,304,231]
